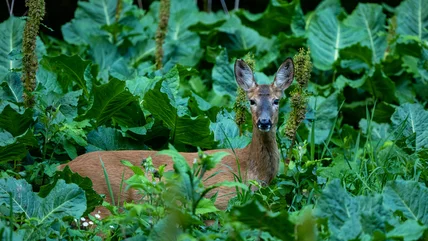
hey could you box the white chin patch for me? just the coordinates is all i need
[257,124,271,132]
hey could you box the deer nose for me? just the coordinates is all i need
[257,118,272,132]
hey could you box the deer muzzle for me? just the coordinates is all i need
[257,118,272,132]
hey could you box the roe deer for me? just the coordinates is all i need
[59,58,294,216]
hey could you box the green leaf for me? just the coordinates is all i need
[307,8,357,70]
[391,103,428,151]
[163,0,202,69]
[37,179,86,223]
[144,81,216,149]
[217,15,273,55]
[230,199,293,240]
[1,73,23,103]
[306,92,339,144]
[0,177,37,218]
[0,17,25,81]
[86,126,143,151]
[383,180,428,225]
[0,178,86,223]
[0,105,33,136]
[81,78,137,126]
[195,198,219,215]
[363,66,397,103]
[61,0,117,45]
[343,3,387,63]
[315,179,390,240]
[236,0,299,37]
[396,0,428,42]
[212,49,236,98]
[333,75,365,92]
[210,110,251,149]
[387,219,426,241]
[40,55,92,96]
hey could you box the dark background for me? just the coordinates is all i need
[1,0,402,39]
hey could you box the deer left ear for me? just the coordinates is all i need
[273,58,294,91]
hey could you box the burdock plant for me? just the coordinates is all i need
[285,48,312,162]
[22,0,45,108]
[234,53,255,134]
[155,0,170,70]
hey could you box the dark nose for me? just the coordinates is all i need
[257,119,272,132]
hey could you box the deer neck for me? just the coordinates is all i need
[245,127,279,185]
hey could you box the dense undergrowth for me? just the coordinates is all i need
[1,0,428,240]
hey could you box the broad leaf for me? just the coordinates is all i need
[86,126,144,151]
[81,78,138,126]
[0,17,25,81]
[62,0,117,45]
[396,0,428,42]
[391,103,428,151]
[383,180,428,225]
[144,81,216,149]
[40,55,92,96]
[306,92,339,144]
[307,8,357,70]
[212,49,236,98]
[343,3,387,63]
[230,200,294,240]
[0,105,33,136]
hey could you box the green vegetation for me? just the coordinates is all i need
[1,0,428,240]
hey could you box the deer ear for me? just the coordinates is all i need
[235,59,256,91]
[273,58,294,91]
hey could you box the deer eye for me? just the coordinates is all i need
[249,100,256,106]
[273,99,280,105]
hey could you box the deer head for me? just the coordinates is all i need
[234,58,294,132]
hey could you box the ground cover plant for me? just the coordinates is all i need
[0,0,428,240]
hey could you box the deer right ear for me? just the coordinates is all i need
[235,59,256,91]
[273,58,294,91]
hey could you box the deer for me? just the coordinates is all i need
[58,58,294,217]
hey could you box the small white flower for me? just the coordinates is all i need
[80,217,86,221]
[74,219,77,223]
[89,221,94,225]
[193,158,197,164]
[94,214,101,219]
[109,225,115,229]
[82,222,89,227]
[98,210,101,213]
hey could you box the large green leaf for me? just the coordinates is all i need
[0,178,85,221]
[230,199,294,240]
[236,0,299,37]
[216,15,273,55]
[343,3,387,63]
[212,49,236,98]
[391,103,428,151]
[315,179,390,240]
[363,66,397,103]
[396,0,428,42]
[86,126,145,152]
[144,81,216,149]
[383,180,428,225]
[62,0,117,45]
[210,109,251,149]
[387,219,426,241]
[306,92,339,144]
[0,105,33,136]
[307,8,358,70]
[163,0,202,70]
[81,78,138,126]
[0,73,23,103]
[0,17,25,81]
[40,55,92,96]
